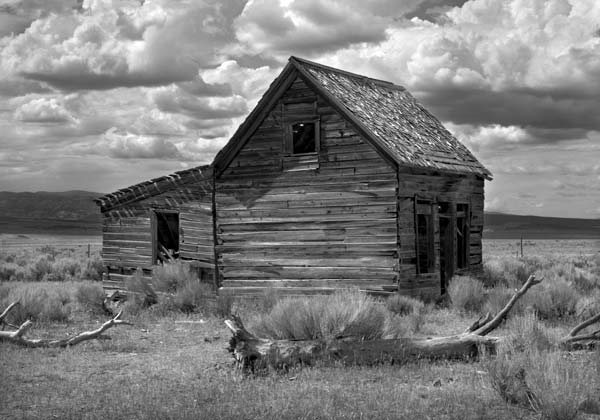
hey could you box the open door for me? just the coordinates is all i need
[152,211,179,264]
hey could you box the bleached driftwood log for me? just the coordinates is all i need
[225,275,600,371]
[0,303,132,348]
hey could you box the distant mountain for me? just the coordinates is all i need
[0,191,102,235]
[0,191,598,239]
[484,212,600,239]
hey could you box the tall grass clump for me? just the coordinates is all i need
[152,261,199,293]
[250,289,388,340]
[124,262,216,315]
[447,275,486,313]
[153,261,215,313]
[75,282,106,314]
[385,294,424,316]
[487,347,592,419]
[481,257,534,288]
[524,278,579,320]
[0,283,72,324]
[485,312,594,420]
[81,254,104,281]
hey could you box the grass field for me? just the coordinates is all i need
[0,239,599,420]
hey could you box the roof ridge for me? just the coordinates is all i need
[289,56,405,91]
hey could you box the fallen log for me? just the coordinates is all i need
[225,275,600,371]
[0,304,132,348]
[225,315,501,371]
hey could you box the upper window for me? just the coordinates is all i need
[292,122,316,154]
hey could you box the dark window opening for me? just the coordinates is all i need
[155,212,179,263]
[292,122,316,154]
[415,200,434,274]
[456,203,469,269]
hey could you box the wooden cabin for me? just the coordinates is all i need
[95,56,492,298]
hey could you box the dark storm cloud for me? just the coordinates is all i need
[21,70,196,92]
[153,89,248,120]
[177,78,232,97]
[405,0,470,22]
[419,88,600,132]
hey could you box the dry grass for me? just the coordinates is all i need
[250,289,388,340]
[447,275,486,313]
[0,245,103,282]
[1,239,598,419]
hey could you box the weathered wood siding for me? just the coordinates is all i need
[396,168,484,298]
[215,77,399,295]
[101,171,214,293]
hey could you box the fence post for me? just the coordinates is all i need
[520,235,523,258]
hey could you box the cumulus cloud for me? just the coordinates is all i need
[0,0,244,90]
[152,86,248,120]
[201,60,276,100]
[102,127,181,159]
[323,0,600,132]
[14,97,76,123]
[233,0,424,56]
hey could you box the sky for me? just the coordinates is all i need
[0,0,599,219]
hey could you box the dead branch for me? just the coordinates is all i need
[225,275,545,372]
[0,302,132,348]
[472,274,542,336]
[561,312,600,348]
[0,301,21,330]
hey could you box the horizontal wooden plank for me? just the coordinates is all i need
[103,232,151,241]
[219,256,395,267]
[219,266,397,280]
[217,208,396,221]
[218,219,395,232]
[221,278,396,288]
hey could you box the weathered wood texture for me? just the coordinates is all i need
[216,77,399,295]
[101,169,214,292]
[396,169,485,298]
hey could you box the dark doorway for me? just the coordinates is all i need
[153,211,179,263]
[438,203,453,294]
[456,203,470,269]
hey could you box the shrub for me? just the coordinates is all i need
[125,269,157,308]
[525,279,579,320]
[570,266,599,293]
[484,286,519,318]
[482,257,538,289]
[504,312,554,353]
[251,289,388,340]
[447,275,486,313]
[0,284,71,324]
[575,290,600,320]
[75,282,107,314]
[152,261,199,293]
[172,280,213,313]
[0,262,27,281]
[81,254,104,281]
[487,346,592,419]
[525,351,592,420]
[50,257,82,281]
[215,293,235,318]
[385,294,424,316]
[30,254,54,281]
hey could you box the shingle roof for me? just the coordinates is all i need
[98,57,491,211]
[94,165,212,212]
[290,57,492,179]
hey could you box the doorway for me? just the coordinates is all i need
[438,202,453,294]
[153,211,179,263]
